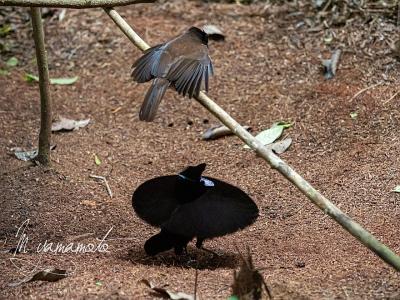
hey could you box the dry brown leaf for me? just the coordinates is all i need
[140,279,194,300]
[9,267,68,287]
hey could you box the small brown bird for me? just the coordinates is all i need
[131,27,213,121]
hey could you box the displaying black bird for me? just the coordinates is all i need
[131,27,213,121]
[132,164,259,256]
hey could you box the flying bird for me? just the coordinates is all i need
[132,164,259,256]
[131,27,214,121]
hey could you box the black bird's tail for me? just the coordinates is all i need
[140,78,169,122]
[144,229,191,256]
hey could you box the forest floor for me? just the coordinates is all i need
[0,1,400,299]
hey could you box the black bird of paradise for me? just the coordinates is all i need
[132,164,259,256]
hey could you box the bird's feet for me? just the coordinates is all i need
[199,246,222,258]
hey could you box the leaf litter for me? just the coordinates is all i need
[244,122,292,149]
[9,267,68,287]
[51,116,90,132]
[140,279,194,300]
[24,73,79,85]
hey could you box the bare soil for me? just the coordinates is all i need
[1,1,400,299]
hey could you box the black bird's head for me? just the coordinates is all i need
[176,163,207,204]
[188,27,209,46]
[179,163,206,182]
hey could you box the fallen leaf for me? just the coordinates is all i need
[0,24,12,37]
[14,145,56,161]
[94,154,101,166]
[58,9,67,22]
[9,267,68,287]
[244,122,292,149]
[350,112,358,119]
[25,73,79,85]
[80,200,97,207]
[51,116,90,132]
[392,186,400,193]
[14,149,38,161]
[274,121,293,128]
[24,73,39,82]
[6,57,18,67]
[203,24,225,41]
[269,138,292,154]
[95,280,103,286]
[203,124,251,140]
[140,279,194,300]
[322,49,341,79]
[50,77,79,85]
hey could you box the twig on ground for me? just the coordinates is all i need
[349,82,383,102]
[193,269,198,300]
[383,91,400,104]
[89,175,113,198]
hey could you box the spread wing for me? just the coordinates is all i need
[131,39,213,98]
[131,44,164,83]
[162,178,258,239]
[132,175,179,226]
[167,52,213,98]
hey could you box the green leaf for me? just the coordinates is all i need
[95,280,102,286]
[0,69,9,76]
[350,112,358,119]
[50,76,79,85]
[244,122,292,149]
[24,73,39,82]
[270,138,292,154]
[0,24,12,37]
[24,73,79,85]
[6,57,18,67]
[227,296,239,300]
[392,186,400,193]
[94,154,101,166]
[274,121,293,129]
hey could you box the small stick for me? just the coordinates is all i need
[349,82,383,102]
[193,269,198,300]
[89,175,113,198]
[383,91,400,104]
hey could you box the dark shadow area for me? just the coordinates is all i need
[123,243,239,270]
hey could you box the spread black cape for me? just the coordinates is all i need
[132,164,259,255]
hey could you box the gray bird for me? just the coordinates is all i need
[131,27,214,121]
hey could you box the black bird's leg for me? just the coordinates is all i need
[196,238,221,257]
[175,245,197,265]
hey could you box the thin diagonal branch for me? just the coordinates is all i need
[104,7,400,272]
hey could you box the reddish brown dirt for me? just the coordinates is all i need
[1,2,400,299]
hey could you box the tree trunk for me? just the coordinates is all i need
[30,7,52,166]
